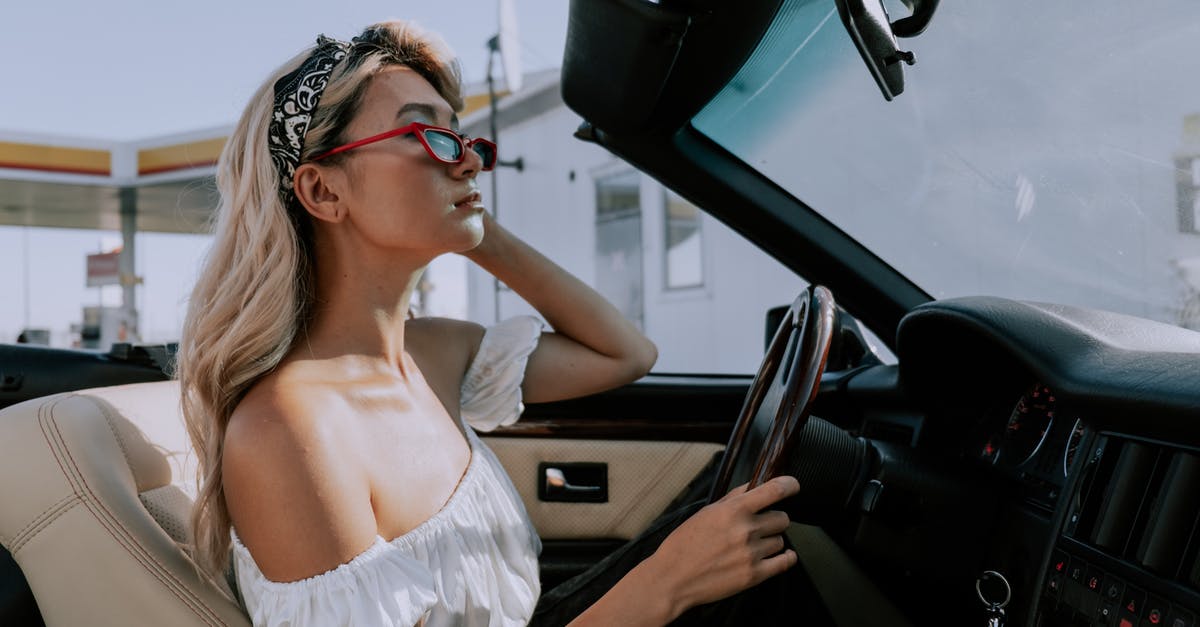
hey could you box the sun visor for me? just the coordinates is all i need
[561,0,690,135]
[563,0,788,137]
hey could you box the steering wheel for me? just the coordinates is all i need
[709,285,837,502]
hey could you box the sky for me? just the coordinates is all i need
[0,1,570,345]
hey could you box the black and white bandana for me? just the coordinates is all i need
[268,35,351,206]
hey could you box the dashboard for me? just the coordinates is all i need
[968,383,1200,625]
[884,297,1200,626]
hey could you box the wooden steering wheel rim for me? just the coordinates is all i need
[709,285,837,502]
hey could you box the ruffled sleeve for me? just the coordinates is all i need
[232,534,438,627]
[460,316,543,432]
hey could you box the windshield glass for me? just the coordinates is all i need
[695,0,1200,329]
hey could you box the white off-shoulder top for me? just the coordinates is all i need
[232,317,545,627]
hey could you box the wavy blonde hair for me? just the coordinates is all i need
[177,20,463,581]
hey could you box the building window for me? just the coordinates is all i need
[595,171,644,329]
[664,190,704,289]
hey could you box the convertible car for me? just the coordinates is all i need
[2,0,1199,625]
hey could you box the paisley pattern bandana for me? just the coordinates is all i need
[268,35,351,206]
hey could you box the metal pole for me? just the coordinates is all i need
[22,226,30,331]
[118,187,139,341]
[487,35,501,324]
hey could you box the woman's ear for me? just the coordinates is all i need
[293,163,347,223]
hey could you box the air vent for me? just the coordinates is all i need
[1068,436,1200,589]
[1136,452,1200,577]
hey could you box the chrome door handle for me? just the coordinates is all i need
[538,463,608,502]
[544,467,602,495]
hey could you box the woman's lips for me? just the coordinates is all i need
[454,191,484,210]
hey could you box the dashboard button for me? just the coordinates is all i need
[1121,585,1147,619]
[1045,573,1063,598]
[1101,574,1125,604]
[1085,564,1104,593]
[1079,567,1104,616]
[1098,601,1118,626]
[1141,596,1169,627]
[1052,549,1070,576]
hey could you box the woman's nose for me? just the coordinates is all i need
[450,144,484,179]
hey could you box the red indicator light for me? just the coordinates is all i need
[1088,577,1099,590]
[1149,609,1161,625]
[1127,600,1137,613]
[1055,561,1064,572]
[1119,619,1134,627]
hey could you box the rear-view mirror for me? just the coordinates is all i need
[834,0,932,101]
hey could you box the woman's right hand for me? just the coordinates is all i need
[651,475,801,617]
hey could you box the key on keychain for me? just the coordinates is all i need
[976,570,1010,627]
[983,604,1004,627]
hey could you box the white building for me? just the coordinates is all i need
[459,71,807,375]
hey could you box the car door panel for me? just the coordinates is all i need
[488,375,748,587]
[482,436,723,540]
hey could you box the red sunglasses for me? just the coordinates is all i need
[310,122,497,170]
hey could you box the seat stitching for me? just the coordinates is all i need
[43,400,225,626]
[40,400,222,626]
[9,499,81,555]
[8,494,80,554]
[39,397,228,626]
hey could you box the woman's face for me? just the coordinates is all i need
[329,65,486,256]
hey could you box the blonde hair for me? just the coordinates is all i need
[177,20,463,581]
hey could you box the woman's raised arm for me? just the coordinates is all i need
[463,213,658,403]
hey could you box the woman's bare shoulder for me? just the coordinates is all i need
[224,371,347,464]
[406,316,486,379]
[223,374,377,582]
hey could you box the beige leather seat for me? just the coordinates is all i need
[0,381,250,626]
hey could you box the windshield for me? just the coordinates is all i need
[695,0,1200,330]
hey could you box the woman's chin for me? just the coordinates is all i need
[456,214,487,251]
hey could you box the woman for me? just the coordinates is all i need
[179,20,810,626]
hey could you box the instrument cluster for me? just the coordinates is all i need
[973,383,1087,504]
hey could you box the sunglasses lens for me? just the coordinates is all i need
[423,129,463,162]
[471,142,497,169]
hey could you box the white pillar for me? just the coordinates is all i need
[118,187,139,341]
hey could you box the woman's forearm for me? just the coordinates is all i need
[567,554,683,627]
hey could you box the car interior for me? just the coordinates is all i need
[2,0,1199,626]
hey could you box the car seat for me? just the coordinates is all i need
[0,381,250,626]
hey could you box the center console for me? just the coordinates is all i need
[1037,435,1200,626]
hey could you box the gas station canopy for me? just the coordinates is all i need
[0,131,226,235]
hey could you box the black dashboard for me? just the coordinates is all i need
[886,297,1200,626]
